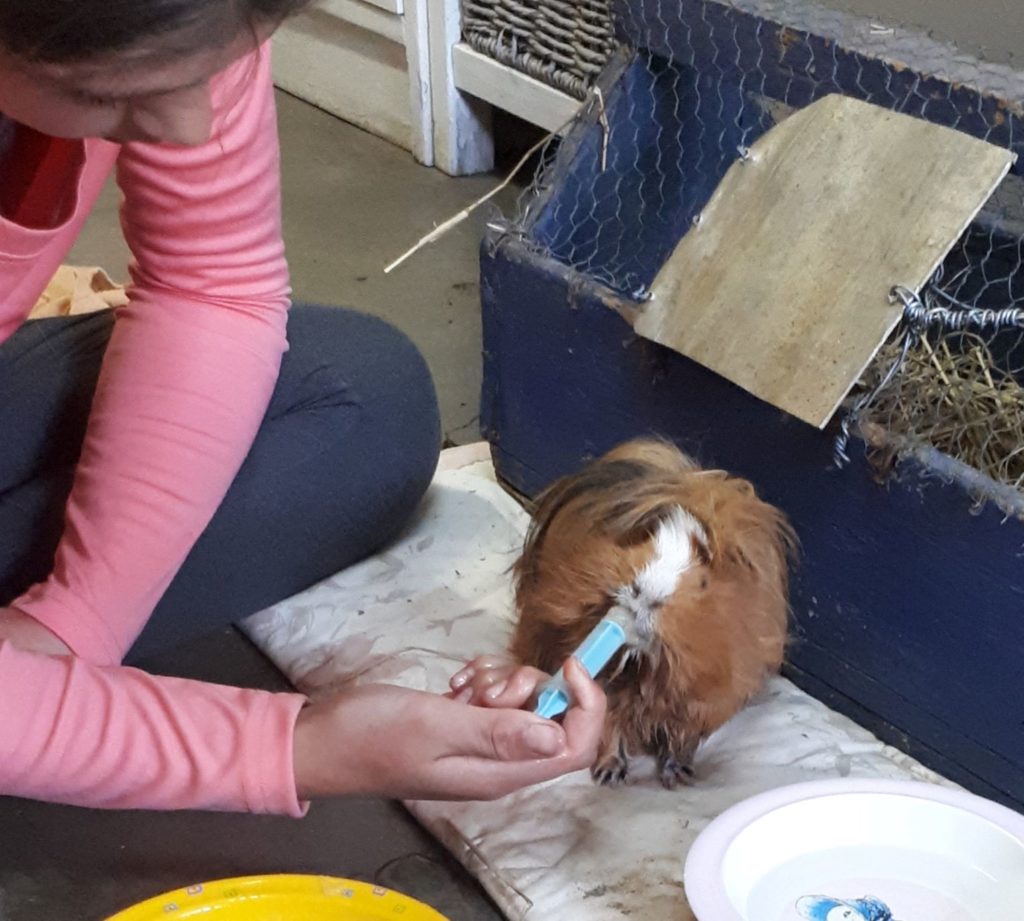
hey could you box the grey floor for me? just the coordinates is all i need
[1,92,528,920]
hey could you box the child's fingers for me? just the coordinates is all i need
[449,654,514,691]
[469,665,516,701]
[449,666,474,691]
[561,656,604,714]
[480,666,552,709]
[558,657,607,764]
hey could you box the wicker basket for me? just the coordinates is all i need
[461,0,617,99]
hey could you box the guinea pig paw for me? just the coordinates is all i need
[591,755,630,787]
[658,756,696,790]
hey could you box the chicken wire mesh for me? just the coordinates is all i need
[502,0,1024,507]
[838,287,1024,513]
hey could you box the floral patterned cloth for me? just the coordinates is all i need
[241,445,949,921]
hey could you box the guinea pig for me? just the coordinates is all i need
[509,438,797,788]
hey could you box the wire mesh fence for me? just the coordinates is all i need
[498,0,1024,505]
[840,286,1024,512]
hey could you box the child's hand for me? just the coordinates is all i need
[448,654,556,710]
[292,657,606,802]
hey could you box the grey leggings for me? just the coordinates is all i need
[0,303,441,663]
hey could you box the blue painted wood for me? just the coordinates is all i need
[480,0,1024,809]
[528,54,773,296]
[480,237,1024,810]
[525,52,1021,302]
[613,0,1024,176]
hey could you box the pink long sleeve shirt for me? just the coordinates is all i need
[0,46,308,816]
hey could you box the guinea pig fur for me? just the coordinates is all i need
[509,438,797,788]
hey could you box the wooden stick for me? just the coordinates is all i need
[383,105,586,275]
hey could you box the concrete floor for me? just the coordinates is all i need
[67,89,520,446]
[2,92,523,920]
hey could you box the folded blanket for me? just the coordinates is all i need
[241,445,950,920]
[29,265,127,320]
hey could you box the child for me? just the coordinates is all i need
[0,0,604,816]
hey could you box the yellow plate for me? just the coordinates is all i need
[105,874,450,920]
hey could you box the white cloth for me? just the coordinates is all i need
[241,445,949,920]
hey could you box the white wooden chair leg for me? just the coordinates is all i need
[403,0,434,165]
[427,0,495,176]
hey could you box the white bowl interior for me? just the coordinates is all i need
[719,792,1024,921]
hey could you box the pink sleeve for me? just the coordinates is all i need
[15,45,291,665]
[0,641,307,814]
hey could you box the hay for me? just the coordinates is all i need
[856,330,1024,497]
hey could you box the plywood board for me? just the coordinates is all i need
[635,93,1015,428]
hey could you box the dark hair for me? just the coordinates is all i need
[0,0,313,63]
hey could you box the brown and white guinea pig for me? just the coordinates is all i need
[509,438,797,788]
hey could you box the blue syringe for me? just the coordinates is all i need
[533,606,634,720]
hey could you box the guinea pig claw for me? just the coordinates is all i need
[591,755,630,786]
[658,756,695,789]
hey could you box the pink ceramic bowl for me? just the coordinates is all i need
[683,778,1024,921]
